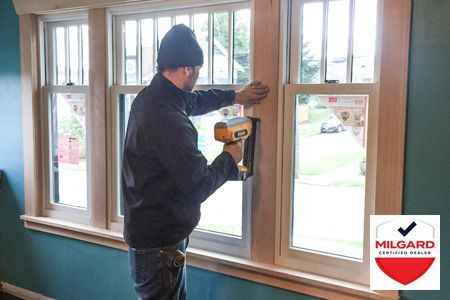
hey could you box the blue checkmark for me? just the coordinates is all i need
[398,221,417,237]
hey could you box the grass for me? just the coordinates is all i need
[293,235,364,252]
[298,235,363,248]
[329,179,365,188]
[298,124,321,136]
[308,107,332,123]
[197,223,241,237]
[59,161,86,171]
[298,107,331,136]
[299,152,364,175]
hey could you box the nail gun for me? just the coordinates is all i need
[214,116,260,181]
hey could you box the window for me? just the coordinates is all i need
[278,0,381,284]
[41,16,91,223]
[110,2,252,256]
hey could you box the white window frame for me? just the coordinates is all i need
[279,83,379,284]
[108,1,253,257]
[41,85,91,224]
[45,19,89,86]
[40,14,92,224]
[277,0,386,286]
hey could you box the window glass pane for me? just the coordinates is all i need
[233,9,250,84]
[115,9,252,85]
[292,93,368,260]
[157,17,172,49]
[326,0,350,83]
[55,27,66,85]
[118,94,136,216]
[141,19,154,85]
[193,13,209,84]
[191,104,244,236]
[175,15,189,26]
[213,12,229,84]
[81,25,89,84]
[50,93,87,208]
[300,2,323,83]
[68,26,80,85]
[352,0,377,83]
[124,20,138,85]
[51,23,87,86]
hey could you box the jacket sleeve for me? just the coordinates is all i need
[187,89,236,116]
[150,108,239,204]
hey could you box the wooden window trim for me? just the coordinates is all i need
[17,0,410,299]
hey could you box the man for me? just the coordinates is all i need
[122,24,269,300]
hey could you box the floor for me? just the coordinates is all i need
[0,292,23,300]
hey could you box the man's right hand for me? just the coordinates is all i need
[223,140,243,163]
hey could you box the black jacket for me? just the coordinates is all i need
[122,73,239,249]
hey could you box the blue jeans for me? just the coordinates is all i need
[129,239,188,300]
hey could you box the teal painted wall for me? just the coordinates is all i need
[401,0,450,299]
[1,0,449,299]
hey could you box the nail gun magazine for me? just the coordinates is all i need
[214,116,260,181]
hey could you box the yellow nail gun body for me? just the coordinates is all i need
[214,116,259,181]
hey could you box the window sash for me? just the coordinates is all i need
[278,83,378,284]
[109,85,142,231]
[41,85,91,224]
[45,19,89,86]
[290,0,381,84]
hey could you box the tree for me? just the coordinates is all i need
[213,11,250,83]
[301,41,321,83]
[299,41,321,104]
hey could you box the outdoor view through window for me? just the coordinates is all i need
[290,0,378,260]
[48,22,89,209]
[51,93,88,208]
[116,8,251,238]
[292,93,368,259]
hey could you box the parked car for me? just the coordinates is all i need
[320,116,345,133]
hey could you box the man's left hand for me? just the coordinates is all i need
[235,81,270,108]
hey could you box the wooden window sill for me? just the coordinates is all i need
[21,215,127,250]
[21,215,396,300]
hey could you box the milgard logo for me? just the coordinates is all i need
[370,215,440,290]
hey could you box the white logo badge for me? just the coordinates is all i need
[370,215,440,290]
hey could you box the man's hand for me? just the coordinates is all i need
[223,140,243,164]
[235,81,270,108]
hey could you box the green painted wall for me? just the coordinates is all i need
[401,0,450,299]
[1,0,449,299]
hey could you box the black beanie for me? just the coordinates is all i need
[157,24,204,68]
